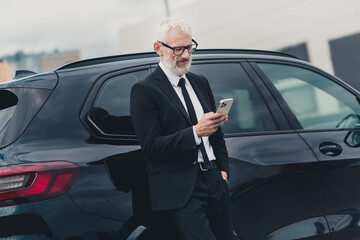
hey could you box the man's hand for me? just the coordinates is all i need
[195,112,228,138]
[221,171,228,183]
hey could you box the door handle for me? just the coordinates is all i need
[319,142,342,157]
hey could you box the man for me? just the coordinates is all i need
[130,18,233,240]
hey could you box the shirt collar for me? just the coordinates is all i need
[159,61,186,87]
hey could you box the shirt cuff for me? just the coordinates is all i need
[193,126,201,145]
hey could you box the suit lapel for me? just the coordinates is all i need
[154,67,192,125]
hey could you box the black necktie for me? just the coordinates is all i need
[178,78,211,166]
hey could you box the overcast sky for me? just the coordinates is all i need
[0,0,196,59]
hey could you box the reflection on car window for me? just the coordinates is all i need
[0,90,18,139]
[191,63,278,134]
[0,88,51,148]
[258,63,360,130]
[89,70,148,136]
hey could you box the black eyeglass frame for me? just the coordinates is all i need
[158,39,198,56]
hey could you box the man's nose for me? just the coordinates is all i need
[181,48,191,58]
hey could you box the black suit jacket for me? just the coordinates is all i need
[130,66,229,211]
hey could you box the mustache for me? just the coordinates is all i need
[177,58,189,62]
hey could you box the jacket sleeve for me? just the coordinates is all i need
[130,82,198,163]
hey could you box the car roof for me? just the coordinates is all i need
[0,71,58,89]
[56,49,299,70]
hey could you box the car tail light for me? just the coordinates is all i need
[0,161,79,207]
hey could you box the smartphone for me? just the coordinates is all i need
[216,98,233,115]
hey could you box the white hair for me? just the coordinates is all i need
[157,17,192,42]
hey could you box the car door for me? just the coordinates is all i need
[252,61,360,239]
[62,67,153,239]
[190,61,328,240]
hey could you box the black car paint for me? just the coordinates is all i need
[0,50,359,240]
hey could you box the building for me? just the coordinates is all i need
[0,59,11,83]
[39,50,80,72]
[1,49,80,80]
[119,0,360,90]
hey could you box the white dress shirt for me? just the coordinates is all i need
[159,62,216,163]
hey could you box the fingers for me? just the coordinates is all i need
[214,112,225,118]
[196,112,228,137]
[207,112,224,119]
[205,112,226,122]
[221,171,228,183]
[210,115,227,127]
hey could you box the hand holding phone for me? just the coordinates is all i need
[216,98,233,115]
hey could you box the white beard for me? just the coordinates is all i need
[163,57,192,76]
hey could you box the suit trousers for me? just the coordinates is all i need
[171,168,234,240]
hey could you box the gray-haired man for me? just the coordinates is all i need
[130,18,234,240]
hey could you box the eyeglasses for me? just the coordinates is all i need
[158,39,198,56]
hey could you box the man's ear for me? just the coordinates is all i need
[154,42,163,57]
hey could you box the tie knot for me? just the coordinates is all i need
[178,78,185,88]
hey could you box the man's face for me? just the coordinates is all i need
[158,30,193,76]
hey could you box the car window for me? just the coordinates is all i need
[258,63,360,130]
[0,90,18,139]
[0,88,52,148]
[88,70,148,136]
[191,63,278,134]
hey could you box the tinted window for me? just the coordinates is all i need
[89,70,148,136]
[0,90,18,140]
[258,63,360,130]
[191,63,278,134]
[0,88,51,148]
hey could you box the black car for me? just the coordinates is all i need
[1,49,360,240]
